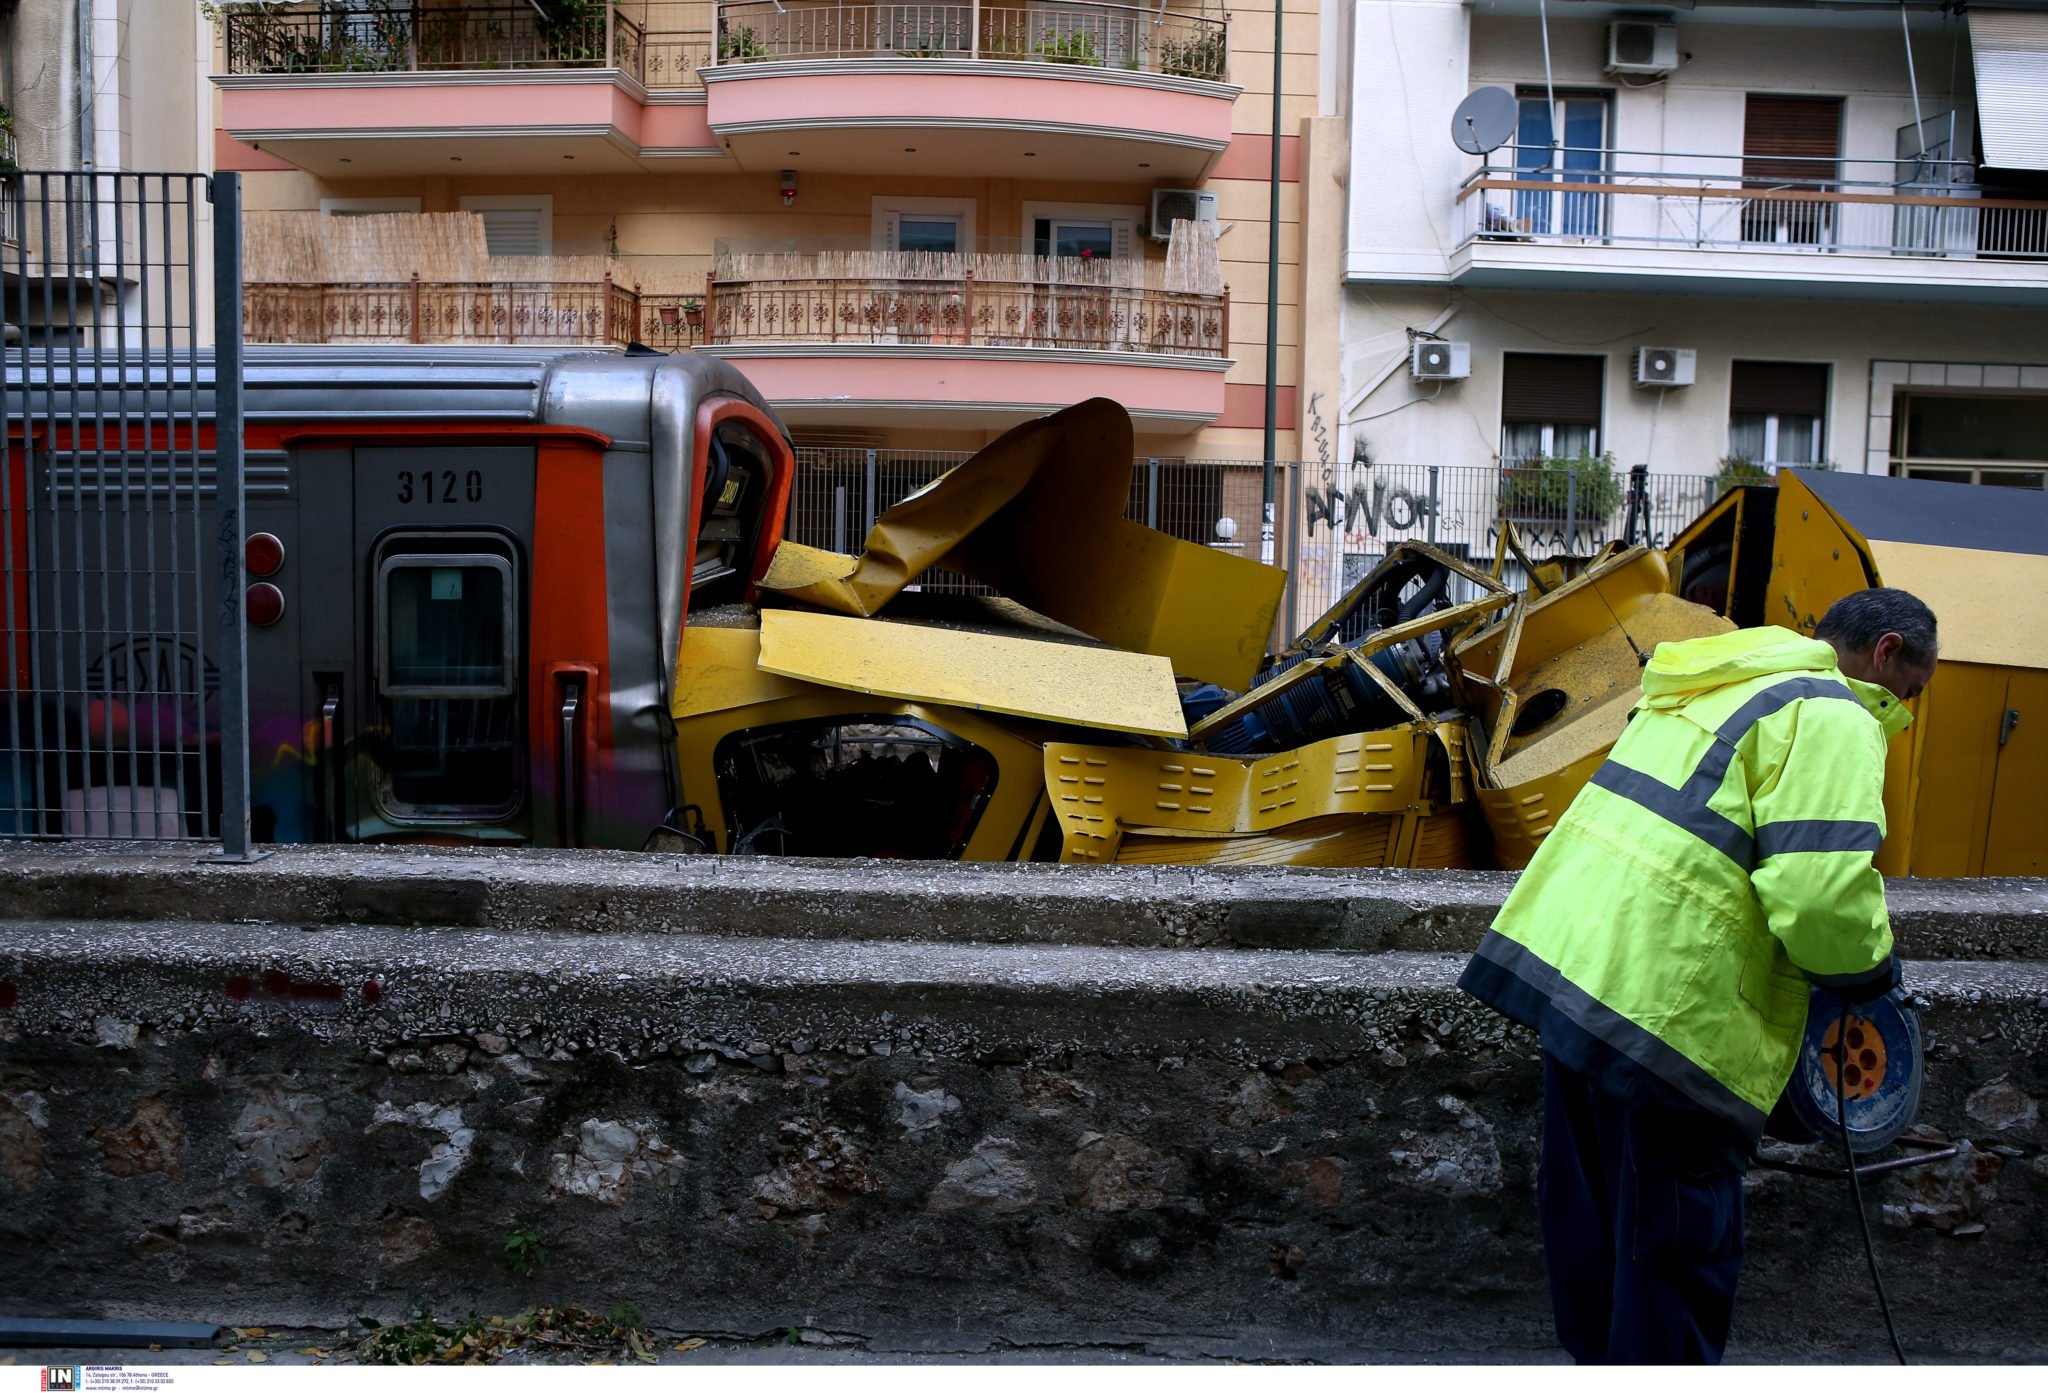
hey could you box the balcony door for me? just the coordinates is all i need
[1514,92,1608,239]
[1742,95,1842,246]
[875,199,977,344]
[1025,203,1138,350]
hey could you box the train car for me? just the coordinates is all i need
[3,345,791,849]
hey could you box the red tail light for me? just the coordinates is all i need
[245,532,285,578]
[246,582,286,627]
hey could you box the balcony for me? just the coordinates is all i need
[243,275,706,352]
[1452,150,2048,304]
[703,0,1236,181]
[214,3,717,176]
[696,239,1232,431]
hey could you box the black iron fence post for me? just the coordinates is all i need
[206,172,262,863]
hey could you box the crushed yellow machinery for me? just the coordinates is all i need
[1668,469,2048,877]
[669,403,2042,876]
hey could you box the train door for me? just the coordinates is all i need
[345,443,539,844]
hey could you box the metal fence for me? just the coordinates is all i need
[789,448,1731,632]
[0,170,253,855]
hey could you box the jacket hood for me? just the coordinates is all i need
[1638,627,1840,711]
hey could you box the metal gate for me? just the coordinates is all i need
[0,170,254,857]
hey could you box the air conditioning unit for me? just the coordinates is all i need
[1606,21,1678,76]
[1410,339,1472,382]
[1149,188,1219,241]
[1632,346,1697,387]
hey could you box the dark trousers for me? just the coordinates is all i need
[1539,1051,1748,1364]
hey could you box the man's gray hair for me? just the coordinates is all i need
[1814,587,1938,666]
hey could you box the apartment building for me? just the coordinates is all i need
[1314,0,2048,578]
[210,0,1317,488]
[2,0,215,343]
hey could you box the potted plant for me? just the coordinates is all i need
[1713,454,1773,495]
[1035,29,1102,66]
[1159,28,1225,79]
[718,24,768,63]
[1499,451,1624,522]
[0,103,16,174]
[681,296,703,330]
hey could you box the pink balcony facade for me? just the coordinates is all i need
[703,0,1237,181]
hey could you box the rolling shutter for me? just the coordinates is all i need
[1971,11,2048,171]
[1501,353,1604,426]
[1730,361,1829,417]
[474,206,548,258]
[1743,96,1842,187]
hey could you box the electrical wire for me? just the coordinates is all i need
[1835,998,1909,1365]
[1354,381,1445,423]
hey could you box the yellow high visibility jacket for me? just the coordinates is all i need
[1459,626,1907,1142]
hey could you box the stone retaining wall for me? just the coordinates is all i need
[0,847,2044,1360]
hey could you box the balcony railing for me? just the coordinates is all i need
[705,243,1228,355]
[1458,149,2048,262]
[244,274,708,351]
[713,0,1227,79]
[219,3,713,91]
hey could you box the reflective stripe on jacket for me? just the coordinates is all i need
[1459,626,1908,1142]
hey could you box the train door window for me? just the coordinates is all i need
[713,715,997,859]
[373,537,522,819]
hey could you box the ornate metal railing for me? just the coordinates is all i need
[704,274,1228,356]
[1458,150,2048,260]
[244,275,651,347]
[713,0,1227,79]
[218,4,713,89]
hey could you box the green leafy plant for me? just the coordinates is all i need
[718,23,768,62]
[501,1226,549,1278]
[1500,452,1624,520]
[1713,454,1774,493]
[1035,29,1102,66]
[1159,28,1226,79]
[608,1300,645,1331]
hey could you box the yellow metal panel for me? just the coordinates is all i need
[756,609,1187,739]
[1767,472,1878,637]
[1868,541,2048,670]
[1984,669,2048,876]
[1113,813,1401,867]
[755,398,1285,688]
[671,625,814,719]
[1045,727,1435,863]
[670,684,1050,861]
[1893,662,2006,877]
[1474,746,1608,870]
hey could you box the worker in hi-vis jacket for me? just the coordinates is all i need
[1459,587,1939,1364]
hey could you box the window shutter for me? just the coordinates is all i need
[880,210,901,249]
[476,207,547,257]
[1111,219,1135,259]
[1501,353,1605,426]
[1729,361,1829,417]
[1743,96,1842,186]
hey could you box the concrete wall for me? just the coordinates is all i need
[1,847,2045,1359]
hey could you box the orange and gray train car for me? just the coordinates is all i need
[3,346,792,849]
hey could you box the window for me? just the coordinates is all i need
[713,715,998,859]
[1742,95,1842,245]
[873,197,977,253]
[1728,361,1828,467]
[319,196,423,218]
[1020,202,1139,260]
[458,195,554,258]
[1500,353,1604,462]
[1514,91,1609,238]
[1892,393,2048,489]
[373,535,522,819]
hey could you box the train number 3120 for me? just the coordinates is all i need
[396,469,486,505]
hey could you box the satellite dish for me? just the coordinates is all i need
[1451,86,1519,156]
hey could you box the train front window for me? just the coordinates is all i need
[374,544,522,819]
